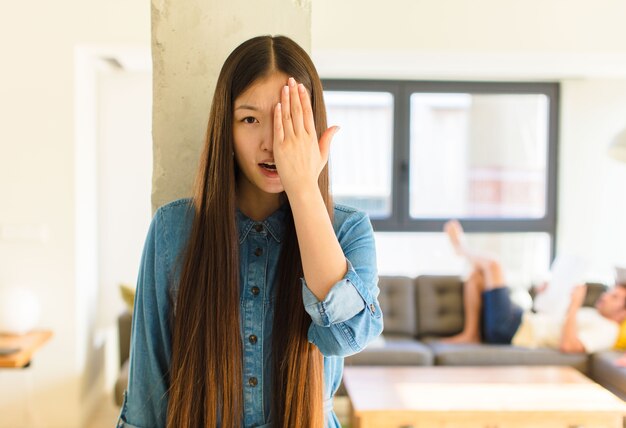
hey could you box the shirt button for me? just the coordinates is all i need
[254,248,263,257]
[253,224,263,232]
[249,334,257,344]
[251,286,260,296]
[248,377,258,387]
[370,303,376,313]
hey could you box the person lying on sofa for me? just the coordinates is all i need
[441,220,626,354]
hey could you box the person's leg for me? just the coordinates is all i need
[441,268,484,343]
[444,220,506,289]
[442,220,508,344]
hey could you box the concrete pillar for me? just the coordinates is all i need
[151,0,312,211]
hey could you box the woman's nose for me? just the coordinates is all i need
[260,124,273,152]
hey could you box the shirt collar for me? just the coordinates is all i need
[236,203,289,244]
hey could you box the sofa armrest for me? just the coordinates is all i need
[590,350,626,400]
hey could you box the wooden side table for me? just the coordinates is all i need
[0,330,52,368]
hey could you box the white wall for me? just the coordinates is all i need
[312,0,626,282]
[95,67,153,395]
[559,79,626,282]
[97,69,152,329]
[312,0,626,80]
[0,1,149,426]
[313,0,626,53]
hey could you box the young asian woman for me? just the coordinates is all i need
[116,35,383,428]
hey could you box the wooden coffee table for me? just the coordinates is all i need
[342,366,626,428]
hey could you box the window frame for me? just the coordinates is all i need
[322,79,559,258]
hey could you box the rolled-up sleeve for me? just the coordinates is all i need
[303,209,383,357]
[117,209,172,428]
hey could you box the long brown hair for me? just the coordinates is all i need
[166,35,331,428]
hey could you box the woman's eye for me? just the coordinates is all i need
[242,117,258,124]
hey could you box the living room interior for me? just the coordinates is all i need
[1,0,626,427]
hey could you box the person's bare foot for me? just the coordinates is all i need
[444,220,466,256]
[440,331,480,344]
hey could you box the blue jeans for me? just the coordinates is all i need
[482,287,523,344]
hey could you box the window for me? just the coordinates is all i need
[323,80,559,265]
[325,91,394,218]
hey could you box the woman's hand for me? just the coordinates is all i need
[273,77,339,196]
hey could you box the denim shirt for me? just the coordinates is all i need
[117,198,383,428]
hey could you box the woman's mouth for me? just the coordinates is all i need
[258,162,279,178]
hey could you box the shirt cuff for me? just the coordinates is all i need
[301,259,369,327]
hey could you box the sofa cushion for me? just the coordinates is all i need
[415,275,464,337]
[377,276,416,336]
[427,341,589,373]
[590,350,626,400]
[345,335,433,366]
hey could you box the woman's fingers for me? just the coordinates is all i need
[274,102,284,146]
[281,84,294,139]
[288,77,305,136]
[280,77,309,139]
[298,83,315,134]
